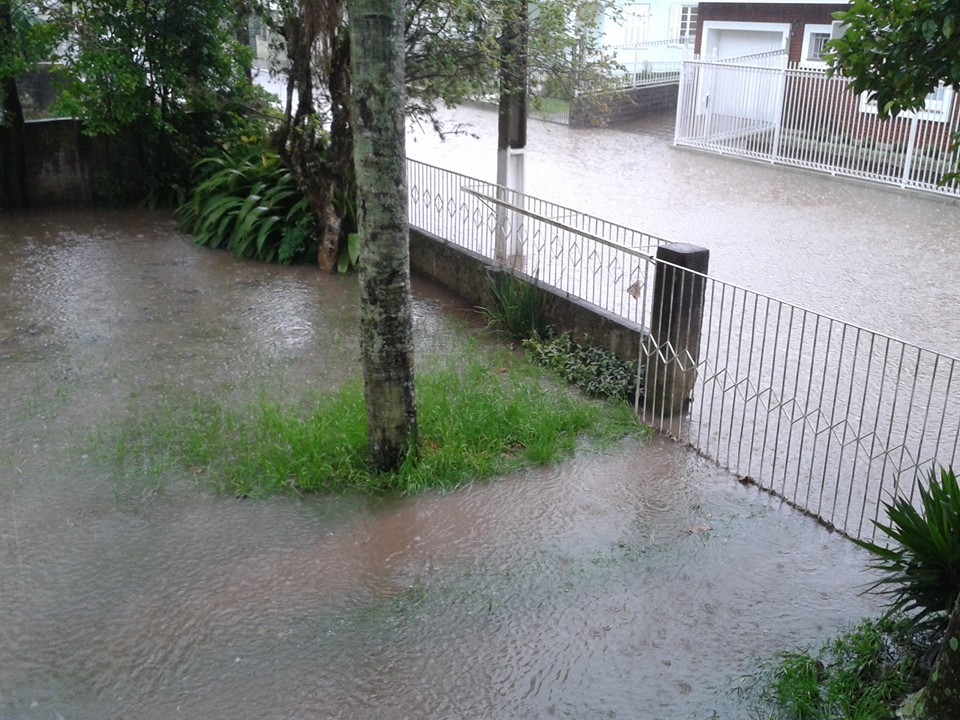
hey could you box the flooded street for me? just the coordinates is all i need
[0,210,881,718]
[407,105,960,358]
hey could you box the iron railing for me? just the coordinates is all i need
[406,159,670,325]
[610,37,697,89]
[640,262,960,541]
[675,59,960,197]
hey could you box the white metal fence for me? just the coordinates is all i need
[675,59,960,197]
[406,159,669,325]
[610,37,696,89]
[405,158,960,542]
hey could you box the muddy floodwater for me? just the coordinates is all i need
[1,209,879,719]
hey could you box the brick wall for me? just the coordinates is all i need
[696,3,848,62]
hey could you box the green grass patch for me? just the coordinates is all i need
[104,353,648,499]
[530,97,571,118]
[736,617,928,719]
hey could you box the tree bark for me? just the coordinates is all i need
[1,1,28,210]
[916,592,960,719]
[349,0,418,472]
[279,0,353,272]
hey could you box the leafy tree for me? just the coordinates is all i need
[265,0,619,269]
[0,0,57,208]
[829,0,960,119]
[53,0,264,198]
[350,0,418,471]
[269,0,354,271]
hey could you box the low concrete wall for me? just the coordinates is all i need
[0,118,146,208]
[410,227,645,362]
[570,83,679,128]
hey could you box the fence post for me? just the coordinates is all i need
[644,243,709,418]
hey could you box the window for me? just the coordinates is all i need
[799,24,832,68]
[670,5,698,43]
[679,5,698,40]
[807,33,830,61]
[859,84,955,123]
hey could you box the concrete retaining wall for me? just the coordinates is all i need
[410,227,645,362]
[0,118,147,208]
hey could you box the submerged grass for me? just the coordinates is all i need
[735,617,927,720]
[105,351,648,498]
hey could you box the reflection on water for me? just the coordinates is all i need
[0,209,878,719]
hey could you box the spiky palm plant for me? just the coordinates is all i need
[855,466,960,638]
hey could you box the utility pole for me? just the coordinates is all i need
[495,1,527,271]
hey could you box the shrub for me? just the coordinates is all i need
[855,465,960,638]
[479,271,550,341]
[523,333,641,402]
[177,144,317,264]
[740,618,925,720]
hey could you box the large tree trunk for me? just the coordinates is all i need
[915,592,960,719]
[349,0,417,472]
[1,1,28,210]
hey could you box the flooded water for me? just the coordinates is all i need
[1,209,880,718]
[407,105,960,358]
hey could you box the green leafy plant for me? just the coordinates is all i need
[335,186,361,273]
[855,465,960,637]
[523,332,640,402]
[479,271,550,341]
[177,145,318,264]
[738,618,925,720]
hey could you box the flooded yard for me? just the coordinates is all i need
[0,209,880,718]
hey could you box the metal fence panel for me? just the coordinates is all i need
[609,38,696,89]
[642,265,960,541]
[676,59,960,197]
[406,159,670,325]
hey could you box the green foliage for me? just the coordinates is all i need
[854,466,960,638]
[46,0,268,201]
[334,185,360,273]
[829,0,960,120]
[0,1,60,130]
[337,232,360,273]
[739,618,926,720]
[177,143,318,264]
[103,354,646,498]
[54,0,254,134]
[479,274,641,402]
[0,2,59,100]
[523,332,640,402]
[480,272,550,341]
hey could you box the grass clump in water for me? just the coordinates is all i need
[735,617,928,719]
[108,354,647,498]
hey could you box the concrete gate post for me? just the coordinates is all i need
[644,243,710,418]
